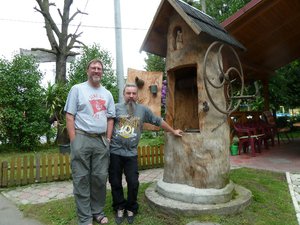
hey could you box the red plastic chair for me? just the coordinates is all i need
[233,123,264,157]
[245,121,270,149]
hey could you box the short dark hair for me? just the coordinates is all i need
[123,83,137,94]
[86,58,104,70]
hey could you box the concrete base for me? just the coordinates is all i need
[145,181,252,216]
[156,180,234,204]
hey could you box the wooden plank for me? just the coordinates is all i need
[59,154,65,180]
[35,154,41,182]
[41,155,46,182]
[29,155,34,184]
[16,157,21,186]
[47,155,53,182]
[10,157,15,186]
[65,154,70,179]
[142,146,147,170]
[54,154,58,180]
[1,161,8,187]
[146,146,151,169]
[159,145,164,167]
[23,156,28,185]
[154,146,159,168]
[137,146,141,167]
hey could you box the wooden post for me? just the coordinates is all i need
[1,161,8,187]
[59,154,64,180]
[36,154,40,183]
[48,155,53,182]
[16,157,21,186]
[29,156,34,184]
[23,156,28,185]
[42,155,47,182]
[54,154,59,180]
[10,158,15,186]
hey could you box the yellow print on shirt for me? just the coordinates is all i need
[118,116,140,138]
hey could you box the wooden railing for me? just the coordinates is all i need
[0,145,164,188]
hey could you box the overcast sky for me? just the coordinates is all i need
[0,0,161,85]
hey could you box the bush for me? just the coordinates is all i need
[0,55,49,150]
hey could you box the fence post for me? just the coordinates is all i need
[1,161,8,187]
[59,154,65,180]
[23,156,28,186]
[153,146,158,168]
[36,154,41,183]
[146,146,151,169]
[142,146,146,170]
[29,155,34,184]
[48,154,53,182]
[65,154,71,179]
[10,157,15,186]
[137,146,141,168]
[159,145,164,167]
[16,157,21,186]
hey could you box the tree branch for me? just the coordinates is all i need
[31,47,56,54]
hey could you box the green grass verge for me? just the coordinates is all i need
[19,168,298,225]
[0,145,59,162]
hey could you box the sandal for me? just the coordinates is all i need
[94,215,108,224]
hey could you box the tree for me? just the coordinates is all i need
[44,81,70,145]
[68,44,119,102]
[0,55,49,150]
[144,53,167,116]
[44,44,118,145]
[186,0,250,22]
[33,0,86,83]
[269,60,300,112]
[144,53,166,73]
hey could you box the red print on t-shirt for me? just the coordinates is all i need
[89,99,107,114]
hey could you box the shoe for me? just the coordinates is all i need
[94,215,108,224]
[115,209,125,224]
[126,210,135,224]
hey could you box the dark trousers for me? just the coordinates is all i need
[108,154,139,213]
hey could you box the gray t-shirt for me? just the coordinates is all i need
[109,102,162,157]
[64,81,115,134]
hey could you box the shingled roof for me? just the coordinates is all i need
[140,0,246,57]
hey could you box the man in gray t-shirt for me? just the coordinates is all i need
[109,83,182,224]
[64,59,115,225]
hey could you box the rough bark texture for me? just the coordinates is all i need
[34,0,85,82]
[163,13,230,189]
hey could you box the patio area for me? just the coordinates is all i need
[230,137,300,173]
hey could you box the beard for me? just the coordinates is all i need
[126,101,136,117]
[92,76,101,83]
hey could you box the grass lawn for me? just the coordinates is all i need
[0,145,59,162]
[19,167,298,225]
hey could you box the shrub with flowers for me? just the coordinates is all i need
[161,79,167,117]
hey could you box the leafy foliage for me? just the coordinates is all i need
[144,53,166,73]
[191,0,251,22]
[44,44,118,144]
[269,60,300,111]
[44,81,70,144]
[68,44,119,102]
[144,53,167,116]
[0,55,49,150]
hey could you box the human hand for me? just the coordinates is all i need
[173,129,183,137]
